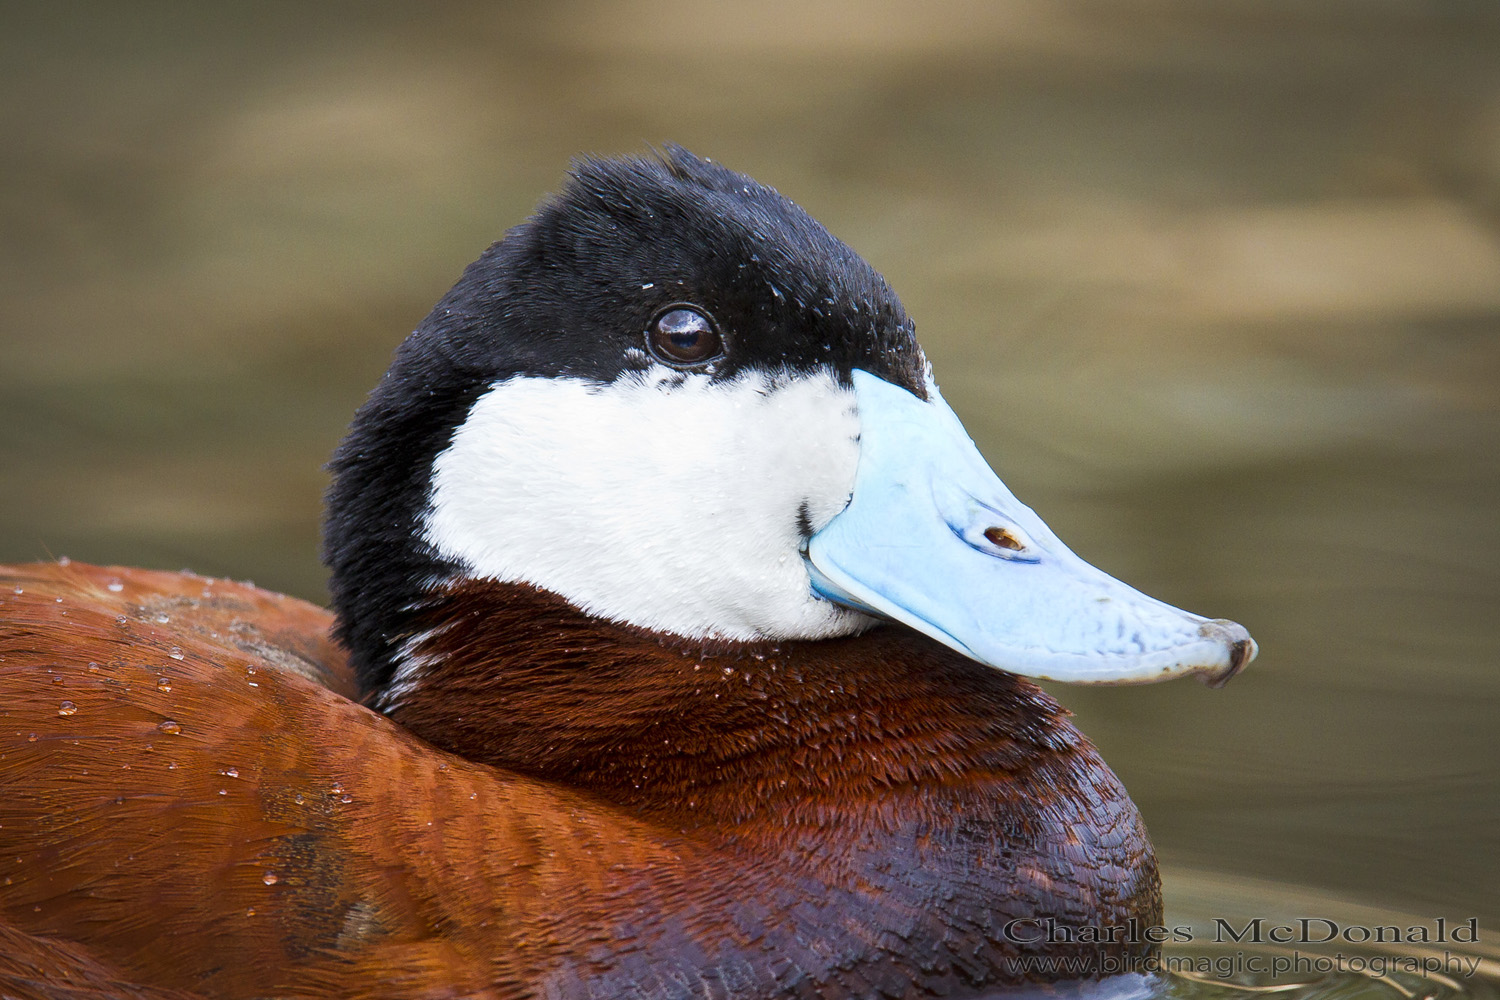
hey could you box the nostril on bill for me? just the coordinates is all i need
[983,526,1023,551]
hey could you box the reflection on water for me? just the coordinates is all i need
[1,0,1497,934]
[1152,872,1500,1000]
[991,967,1497,1000]
[982,874,1500,1000]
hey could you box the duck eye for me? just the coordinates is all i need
[647,306,724,367]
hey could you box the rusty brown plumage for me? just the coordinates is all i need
[1,562,1161,999]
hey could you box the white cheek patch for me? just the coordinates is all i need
[424,367,872,642]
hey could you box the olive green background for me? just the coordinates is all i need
[3,2,1497,926]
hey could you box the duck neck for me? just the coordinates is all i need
[380,581,1112,830]
[378,580,1164,975]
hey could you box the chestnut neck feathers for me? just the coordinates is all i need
[390,582,1064,779]
[383,583,1159,914]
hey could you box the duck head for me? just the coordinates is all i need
[325,146,1254,703]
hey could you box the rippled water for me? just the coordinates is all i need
[985,873,1500,1000]
[1152,873,1500,1000]
[2,0,1497,964]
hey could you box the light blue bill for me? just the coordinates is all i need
[805,369,1255,685]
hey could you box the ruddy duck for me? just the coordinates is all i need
[0,147,1253,999]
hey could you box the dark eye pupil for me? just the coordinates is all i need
[648,306,723,366]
